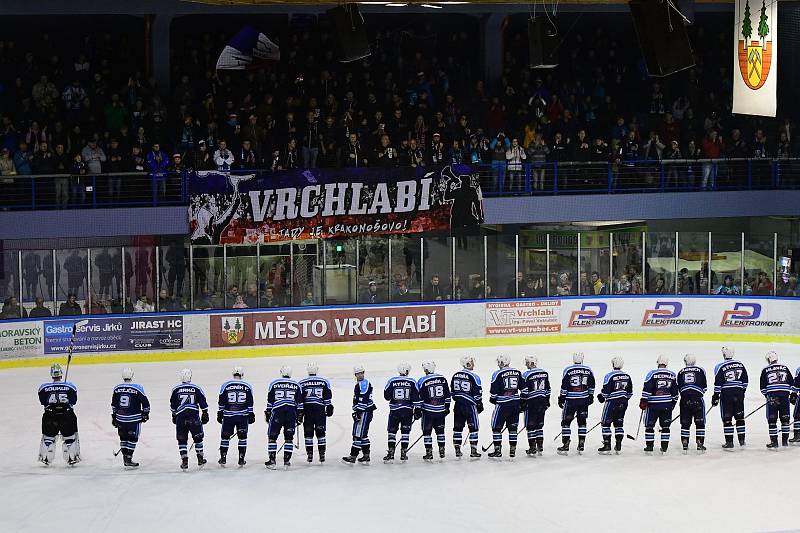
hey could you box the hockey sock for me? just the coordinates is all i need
[350,445,360,457]
[220,438,229,452]
[537,437,544,451]
[469,431,479,445]
[645,427,655,447]
[453,431,462,447]
[736,421,746,444]
[179,443,188,458]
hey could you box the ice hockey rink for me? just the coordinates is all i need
[1,340,798,533]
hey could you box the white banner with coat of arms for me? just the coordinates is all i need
[733,0,778,117]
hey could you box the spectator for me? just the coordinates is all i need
[176,115,201,153]
[300,291,316,306]
[262,286,281,307]
[340,133,367,168]
[751,271,774,295]
[146,142,169,197]
[643,131,665,160]
[213,139,235,171]
[427,132,446,165]
[652,275,668,295]
[277,138,299,170]
[59,293,82,316]
[424,275,446,301]
[81,138,106,175]
[361,280,384,304]
[32,142,55,174]
[505,272,524,298]
[375,135,398,168]
[14,142,33,175]
[237,139,257,170]
[677,268,695,294]
[393,280,416,302]
[52,144,71,207]
[0,297,26,319]
[489,132,510,190]
[519,276,544,298]
[70,153,88,205]
[526,134,549,191]
[700,129,723,190]
[133,295,154,313]
[615,274,631,294]
[694,262,717,295]
[28,297,52,318]
[232,295,248,309]
[590,271,607,295]
[715,275,741,295]
[505,137,527,191]
[0,148,16,176]
[301,111,321,169]
[243,284,259,308]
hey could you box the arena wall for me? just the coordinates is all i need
[0,296,796,368]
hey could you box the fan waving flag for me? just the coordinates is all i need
[216,26,280,70]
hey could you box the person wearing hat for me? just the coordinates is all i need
[213,139,235,171]
[360,279,384,304]
[427,132,445,165]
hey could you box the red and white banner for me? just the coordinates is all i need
[485,300,561,335]
[733,0,778,117]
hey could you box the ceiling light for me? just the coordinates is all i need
[386,2,407,5]
[420,3,443,8]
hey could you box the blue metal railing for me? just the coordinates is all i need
[0,158,798,210]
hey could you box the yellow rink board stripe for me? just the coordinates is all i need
[1,332,798,370]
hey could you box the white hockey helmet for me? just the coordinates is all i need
[683,354,697,366]
[722,346,735,360]
[279,365,292,378]
[232,366,244,378]
[307,362,319,376]
[496,354,511,368]
[50,363,63,380]
[397,362,411,376]
[611,356,624,370]
[122,367,135,381]
[353,364,365,375]
[572,352,585,365]
[656,354,669,367]
[179,368,192,383]
[460,355,475,370]
[765,351,778,364]
[524,355,538,369]
[422,361,436,374]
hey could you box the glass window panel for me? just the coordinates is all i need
[191,245,224,310]
[0,250,21,319]
[258,243,291,307]
[223,245,258,309]
[710,233,742,295]
[612,231,642,294]
[358,237,389,304]
[645,232,676,295]
[293,241,320,306]
[390,236,421,302]
[744,233,775,296]
[487,234,516,299]
[21,250,56,316]
[323,239,357,305]
[455,236,485,300]
[89,247,119,314]
[518,232,547,298]
[579,231,611,296]
[422,236,453,301]
[548,232,578,296]
[159,239,189,311]
[776,233,798,296]
[677,232,709,295]
[126,246,157,312]
[55,249,87,316]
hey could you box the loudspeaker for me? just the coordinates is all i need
[326,4,371,63]
[528,18,558,69]
[629,0,695,77]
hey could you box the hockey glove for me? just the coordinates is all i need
[297,412,304,425]
[171,413,177,424]
[520,399,527,411]
[201,410,209,425]
[217,411,224,424]
[352,411,358,422]
[597,393,605,404]
[326,405,334,417]
[248,412,255,424]
[588,395,594,406]
[476,401,484,414]
[711,393,720,406]
[111,415,117,428]
[545,398,551,409]
[264,409,272,422]
[489,397,497,405]
[414,408,422,420]
[639,399,648,411]
[791,392,798,405]
[142,412,149,423]
[444,406,451,417]
[557,396,565,409]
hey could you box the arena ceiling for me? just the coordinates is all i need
[186,0,726,5]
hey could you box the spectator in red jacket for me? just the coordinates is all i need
[700,129,723,190]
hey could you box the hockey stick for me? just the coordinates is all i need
[482,426,508,452]
[627,410,645,441]
[551,419,602,442]
[63,319,88,381]
[669,402,717,424]
[406,433,425,452]
[277,421,303,452]
[743,402,767,420]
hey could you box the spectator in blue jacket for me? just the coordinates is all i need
[146,142,169,198]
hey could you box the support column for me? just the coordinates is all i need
[481,13,506,88]
[150,13,174,94]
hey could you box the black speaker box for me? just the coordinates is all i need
[327,4,371,63]
[629,0,695,77]
[528,18,558,69]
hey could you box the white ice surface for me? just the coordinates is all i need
[0,341,798,533]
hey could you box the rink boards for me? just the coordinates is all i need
[1,295,798,367]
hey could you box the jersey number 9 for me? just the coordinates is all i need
[227,391,247,403]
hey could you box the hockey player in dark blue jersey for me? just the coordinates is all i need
[450,355,483,459]
[343,365,376,464]
[299,362,333,463]
[488,354,522,458]
[217,366,254,467]
[38,364,80,466]
[384,362,418,462]
[760,351,793,448]
[521,355,550,457]
[111,367,150,468]
[640,355,679,454]
[557,352,595,455]
[677,354,707,453]
[265,366,302,469]
[712,346,749,449]
[170,368,210,470]
[416,360,451,461]
[597,357,632,455]
[791,366,800,444]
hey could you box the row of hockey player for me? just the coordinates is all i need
[35,346,800,469]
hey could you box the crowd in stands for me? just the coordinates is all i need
[1,14,798,204]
